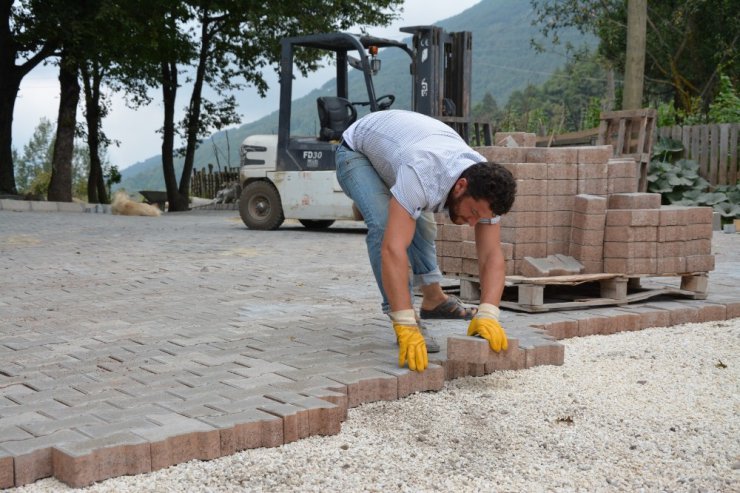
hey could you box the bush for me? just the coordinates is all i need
[647,137,740,222]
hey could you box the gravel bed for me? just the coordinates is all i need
[12,318,739,493]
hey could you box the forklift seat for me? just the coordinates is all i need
[317,97,357,141]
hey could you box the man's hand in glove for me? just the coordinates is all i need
[390,309,428,372]
[467,303,508,352]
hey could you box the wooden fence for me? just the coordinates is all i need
[657,124,739,187]
[191,164,239,199]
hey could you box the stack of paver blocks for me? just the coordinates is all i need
[603,197,715,275]
[570,194,607,274]
[434,133,715,282]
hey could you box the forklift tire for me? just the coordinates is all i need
[299,219,335,229]
[239,181,285,230]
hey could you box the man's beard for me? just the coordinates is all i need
[446,192,464,224]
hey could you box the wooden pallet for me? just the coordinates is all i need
[456,272,708,313]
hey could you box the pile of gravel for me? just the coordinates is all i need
[14,319,739,492]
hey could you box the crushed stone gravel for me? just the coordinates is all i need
[10,318,739,492]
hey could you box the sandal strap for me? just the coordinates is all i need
[420,295,477,320]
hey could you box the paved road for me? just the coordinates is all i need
[1,208,738,488]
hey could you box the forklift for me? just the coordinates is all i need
[238,26,473,230]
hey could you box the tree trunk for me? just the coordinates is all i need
[0,81,19,195]
[1,0,55,195]
[177,12,211,211]
[603,63,615,112]
[48,53,80,202]
[161,60,186,210]
[81,62,108,204]
[623,0,647,109]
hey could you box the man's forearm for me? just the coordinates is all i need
[478,252,506,306]
[381,244,413,312]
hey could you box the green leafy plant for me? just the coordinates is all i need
[708,74,740,124]
[648,137,740,222]
[647,138,709,203]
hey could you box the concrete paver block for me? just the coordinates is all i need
[442,360,471,380]
[1,430,88,486]
[0,452,13,489]
[131,414,221,470]
[257,402,309,444]
[51,432,151,488]
[576,314,609,337]
[643,302,700,326]
[291,396,343,436]
[327,369,398,407]
[520,255,584,277]
[539,319,579,340]
[199,408,282,454]
[697,303,726,322]
[522,341,565,368]
[378,364,445,398]
[607,193,661,210]
[446,336,490,364]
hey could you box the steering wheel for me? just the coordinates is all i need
[376,94,395,110]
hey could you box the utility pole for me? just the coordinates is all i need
[623,0,647,109]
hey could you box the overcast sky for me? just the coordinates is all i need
[13,0,481,169]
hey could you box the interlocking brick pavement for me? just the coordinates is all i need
[0,206,738,488]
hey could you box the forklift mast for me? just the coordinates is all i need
[403,26,473,140]
[272,26,472,173]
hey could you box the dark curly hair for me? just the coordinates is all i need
[458,162,517,216]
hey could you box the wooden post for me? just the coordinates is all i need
[600,278,628,301]
[460,279,481,303]
[680,274,708,294]
[518,284,544,306]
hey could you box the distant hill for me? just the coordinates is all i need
[119,0,594,192]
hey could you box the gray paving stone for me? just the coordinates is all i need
[1,210,737,488]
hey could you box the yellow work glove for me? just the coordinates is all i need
[390,309,428,372]
[467,303,508,352]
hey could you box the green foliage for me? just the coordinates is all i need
[656,101,678,127]
[119,1,596,192]
[499,48,606,134]
[648,137,740,219]
[708,74,740,124]
[28,170,52,197]
[14,118,55,194]
[530,0,739,118]
[14,118,96,200]
[106,164,122,198]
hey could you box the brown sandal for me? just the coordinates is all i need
[420,295,477,320]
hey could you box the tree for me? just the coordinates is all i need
[708,74,740,123]
[13,117,90,198]
[14,117,54,193]
[77,0,150,205]
[155,0,402,211]
[500,49,607,134]
[0,0,58,195]
[530,0,739,116]
[622,0,646,109]
[47,48,80,202]
[472,92,501,124]
[80,59,109,203]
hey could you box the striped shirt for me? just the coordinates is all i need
[342,110,485,219]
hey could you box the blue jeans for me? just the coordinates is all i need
[336,144,444,314]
